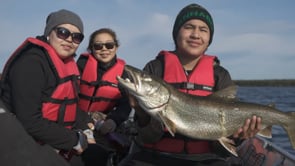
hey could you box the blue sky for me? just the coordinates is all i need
[1,0,294,80]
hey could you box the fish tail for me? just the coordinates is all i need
[284,112,295,149]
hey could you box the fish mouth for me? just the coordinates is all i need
[116,65,142,94]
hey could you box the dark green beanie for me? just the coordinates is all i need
[172,3,214,46]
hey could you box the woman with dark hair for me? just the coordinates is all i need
[77,28,132,165]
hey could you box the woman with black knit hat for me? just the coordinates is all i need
[0,9,97,166]
[119,3,262,166]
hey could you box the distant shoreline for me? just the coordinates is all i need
[234,79,295,87]
[0,73,294,87]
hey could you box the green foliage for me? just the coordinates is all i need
[234,79,295,87]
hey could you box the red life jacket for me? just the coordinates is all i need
[144,51,216,154]
[1,37,79,128]
[162,51,215,96]
[78,53,125,112]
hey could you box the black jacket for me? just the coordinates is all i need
[0,100,70,166]
[77,54,132,126]
[0,36,92,151]
[135,52,235,144]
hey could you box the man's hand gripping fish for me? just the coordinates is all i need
[116,65,295,157]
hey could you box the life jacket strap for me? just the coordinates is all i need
[171,82,213,92]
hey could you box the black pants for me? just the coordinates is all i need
[81,143,112,166]
[81,131,131,166]
[119,150,231,166]
[0,110,70,166]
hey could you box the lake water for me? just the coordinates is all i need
[237,86,295,157]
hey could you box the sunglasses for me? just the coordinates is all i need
[54,27,84,44]
[93,42,116,50]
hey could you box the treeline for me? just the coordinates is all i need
[234,79,295,87]
[0,73,294,86]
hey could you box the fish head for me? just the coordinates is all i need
[117,65,170,113]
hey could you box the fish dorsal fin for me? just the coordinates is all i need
[210,85,237,100]
[157,111,176,137]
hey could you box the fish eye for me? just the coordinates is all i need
[141,73,152,81]
[144,77,152,82]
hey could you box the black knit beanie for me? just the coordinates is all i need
[172,3,214,46]
[44,9,84,37]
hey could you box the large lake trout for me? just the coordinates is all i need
[116,65,295,156]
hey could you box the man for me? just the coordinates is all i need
[119,3,261,166]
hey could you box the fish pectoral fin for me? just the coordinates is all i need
[218,137,238,157]
[257,126,272,138]
[157,112,176,137]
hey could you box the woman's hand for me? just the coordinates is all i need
[128,94,138,108]
[73,130,88,154]
[128,94,151,127]
[98,119,117,135]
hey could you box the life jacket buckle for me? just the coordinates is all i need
[186,83,195,90]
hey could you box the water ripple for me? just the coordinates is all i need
[238,86,295,157]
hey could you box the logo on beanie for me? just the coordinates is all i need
[176,11,213,32]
